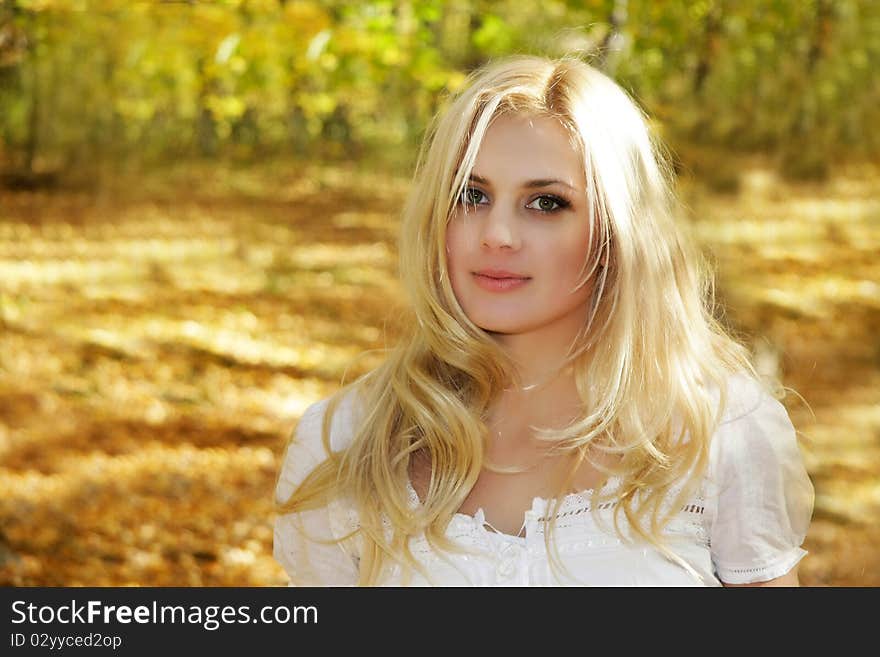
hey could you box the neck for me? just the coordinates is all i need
[485,317,588,443]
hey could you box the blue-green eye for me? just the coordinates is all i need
[460,187,488,207]
[526,195,569,212]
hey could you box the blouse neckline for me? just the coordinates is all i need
[404,475,624,542]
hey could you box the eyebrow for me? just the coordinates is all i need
[468,173,578,192]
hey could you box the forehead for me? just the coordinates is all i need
[472,113,584,187]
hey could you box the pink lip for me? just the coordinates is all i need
[475,269,529,279]
[472,269,531,292]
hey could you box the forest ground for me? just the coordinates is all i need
[0,156,877,586]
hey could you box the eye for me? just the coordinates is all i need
[459,187,488,208]
[526,195,569,213]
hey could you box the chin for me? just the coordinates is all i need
[472,319,525,335]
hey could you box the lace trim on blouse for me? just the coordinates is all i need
[386,475,710,547]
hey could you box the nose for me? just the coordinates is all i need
[480,206,521,251]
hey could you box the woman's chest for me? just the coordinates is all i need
[374,501,718,586]
[412,448,617,537]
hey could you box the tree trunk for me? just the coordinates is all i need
[782,0,834,179]
[441,0,471,67]
[807,0,832,75]
[693,0,723,95]
[597,0,628,75]
[195,55,218,157]
[23,11,39,174]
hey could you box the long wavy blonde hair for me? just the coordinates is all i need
[277,54,761,585]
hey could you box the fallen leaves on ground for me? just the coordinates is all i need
[1,158,877,586]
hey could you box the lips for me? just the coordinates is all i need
[471,269,531,292]
[473,269,530,280]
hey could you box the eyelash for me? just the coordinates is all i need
[458,187,571,213]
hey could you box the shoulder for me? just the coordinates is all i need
[702,372,814,584]
[707,372,801,482]
[275,386,365,503]
[714,370,767,425]
[294,386,365,454]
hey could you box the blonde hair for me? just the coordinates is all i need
[277,54,761,585]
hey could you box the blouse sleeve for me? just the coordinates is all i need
[707,376,815,585]
[273,398,360,586]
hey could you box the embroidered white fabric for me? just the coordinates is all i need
[273,373,814,586]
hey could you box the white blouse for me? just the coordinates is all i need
[274,373,814,586]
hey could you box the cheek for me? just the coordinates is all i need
[551,230,594,289]
[444,221,466,271]
[565,237,591,271]
[444,225,461,293]
[444,222,476,308]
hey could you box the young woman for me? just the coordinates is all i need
[273,55,814,586]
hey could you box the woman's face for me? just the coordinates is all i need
[445,113,598,341]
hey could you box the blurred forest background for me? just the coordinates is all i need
[0,0,877,586]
